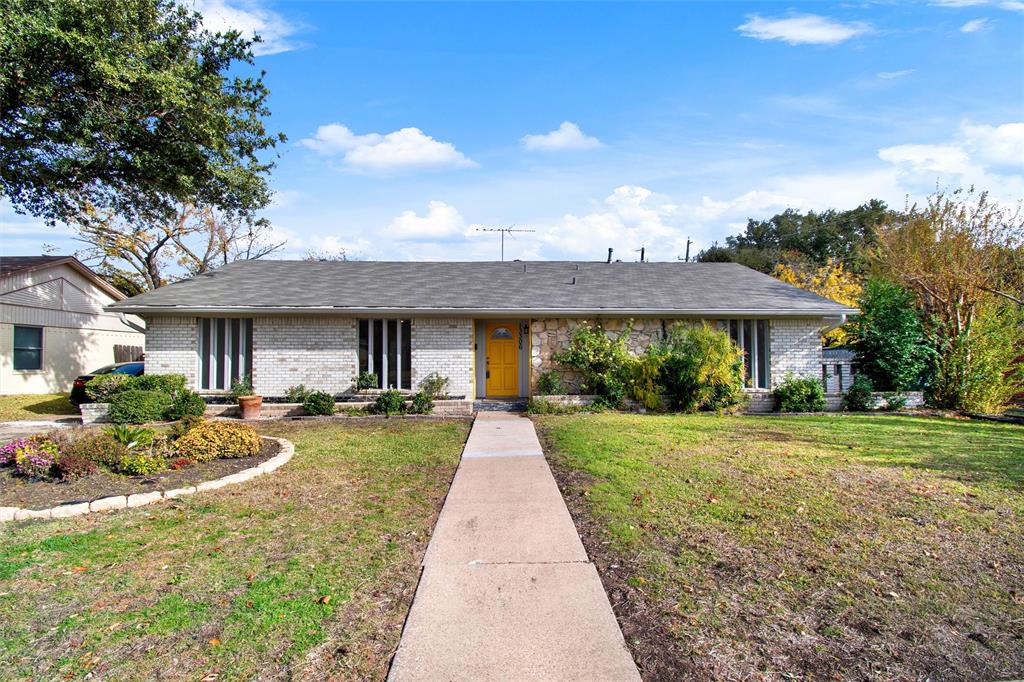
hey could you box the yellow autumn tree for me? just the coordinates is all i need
[773,259,862,346]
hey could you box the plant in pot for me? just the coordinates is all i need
[231,376,262,420]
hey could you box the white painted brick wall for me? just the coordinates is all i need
[143,316,198,387]
[411,317,474,397]
[769,318,824,388]
[252,316,357,396]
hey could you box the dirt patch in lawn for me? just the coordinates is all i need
[0,438,279,510]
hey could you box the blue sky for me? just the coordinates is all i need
[4,0,1023,263]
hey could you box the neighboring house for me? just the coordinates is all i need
[106,260,857,405]
[1,256,146,395]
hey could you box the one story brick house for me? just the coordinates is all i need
[105,260,857,405]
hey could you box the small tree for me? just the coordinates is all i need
[773,258,862,346]
[849,279,931,392]
[655,323,745,412]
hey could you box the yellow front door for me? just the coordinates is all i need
[485,322,519,397]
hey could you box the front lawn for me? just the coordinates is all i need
[0,419,469,680]
[535,413,1024,681]
[0,393,78,421]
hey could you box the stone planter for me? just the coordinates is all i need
[237,395,263,420]
[79,402,111,424]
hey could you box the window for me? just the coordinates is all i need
[359,319,411,389]
[13,326,42,371]
[490,327,513,339]
[719,319,770,389]
[198,318,253,390]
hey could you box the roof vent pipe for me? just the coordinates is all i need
[607,247,613,263]
[640,247,645,262]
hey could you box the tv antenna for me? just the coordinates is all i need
[476,225,536,261]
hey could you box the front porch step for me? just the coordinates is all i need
[473,399,527,413]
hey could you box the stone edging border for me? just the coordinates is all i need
[0,436,294,524]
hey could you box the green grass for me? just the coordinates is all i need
[535,413,1024,681]
[0,419,469,680]
[0,393,77,421]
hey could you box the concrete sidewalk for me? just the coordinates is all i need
[388,413,641,681]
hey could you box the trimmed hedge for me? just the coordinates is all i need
[108,390,174,424]
[303,391,335,416]
[773,375,826,413]
[167,390,206,420]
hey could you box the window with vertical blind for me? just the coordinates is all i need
[358,319,411,390]
[198,318,253,390]
[719,319,770,389]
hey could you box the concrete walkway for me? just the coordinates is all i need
[388,413,641,681]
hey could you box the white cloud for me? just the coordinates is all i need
[932,0,1024,11]
[737,13,870,46]
[877,69,915,79]
[300,124,477,172]
[386,201,471,241]
[960,121,1024,166]
[521,122,602,151]
[1002,1,1024,11]
[193,0,302,56]
[878,144,972,173]
[960,17,991,31]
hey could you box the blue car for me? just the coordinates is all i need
[70,361,145,405]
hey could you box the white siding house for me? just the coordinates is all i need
[0,256,146,395]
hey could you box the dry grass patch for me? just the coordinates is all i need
[0,394,77,422]
[0,419,469,680]
[536,413,1024,682]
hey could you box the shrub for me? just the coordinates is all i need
[655,324,745,412]
[419,373,450,399]
[353,371,378,391]
[553,323,633,407]
[130,373,186,396]
[85,373,130,402]
[842,374,874,412]
[168,415,206,441]
[167,390,206,420]
[883,393,909,411]
[0,438,27,466]
[849,279,932,392]
[284,384,312,403]
[526,397,581,415]
[409,391,434,415]
[536,371,564,396]
[623,351,665,411]
[230,375,255,399]
[13,436,58,478]
[372,389,406,416]
[105,425,155,449]
[117,451,167,475]
[774,375,826,412]
[169,456,192,470]
[60,431,129,468]
[55,453,97,480]
[174,421,262,462]
[109,390,173,424]
[303,390,335,416]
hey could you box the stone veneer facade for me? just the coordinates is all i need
[530,317,825,393]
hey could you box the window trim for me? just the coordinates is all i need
[13,325,44,372]
[197,318,253,391]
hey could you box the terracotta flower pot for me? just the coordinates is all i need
[237,395,263,420]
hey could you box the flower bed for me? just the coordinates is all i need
[0,419,278,514]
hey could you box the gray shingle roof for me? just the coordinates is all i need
[106,260,858,316]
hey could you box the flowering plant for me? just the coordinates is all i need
[13,436,58,478]
[0,438,28,466]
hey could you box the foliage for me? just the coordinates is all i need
[654,324,746,412]
[419,373,450,399]
[842,375,874,412]
[173,421,261,462]
[130,374,186,396]
[408,391,434,415]
[85,374,131,402]
[59,431,130,468]
[167,390,207,420]
[169,456,192,470]
[13,437,58,478]
[353,372,379,391]
[0,437,28,466]
[873,188,1024,411]
[849,279,932,392]
[54,453,97,480]
[526,398,583,415]
[284,384,312,403]
[883,393,909,411]
[697,200,893,273]
[553,323,633,407]
[773,375,826,412]
[372,390,406,416]
[105,425,155,449]
[231,376,255,400]
[623,352,665,410]
[928,303,1024,413]
[772,259,862,346]
[302,391,336,416]
[108,390,173,424]
[116,451,167,476]
[536,371,565,396]
[168,415,206,441]
[0,0,284,228]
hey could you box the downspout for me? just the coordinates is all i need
[119,313,147,334]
